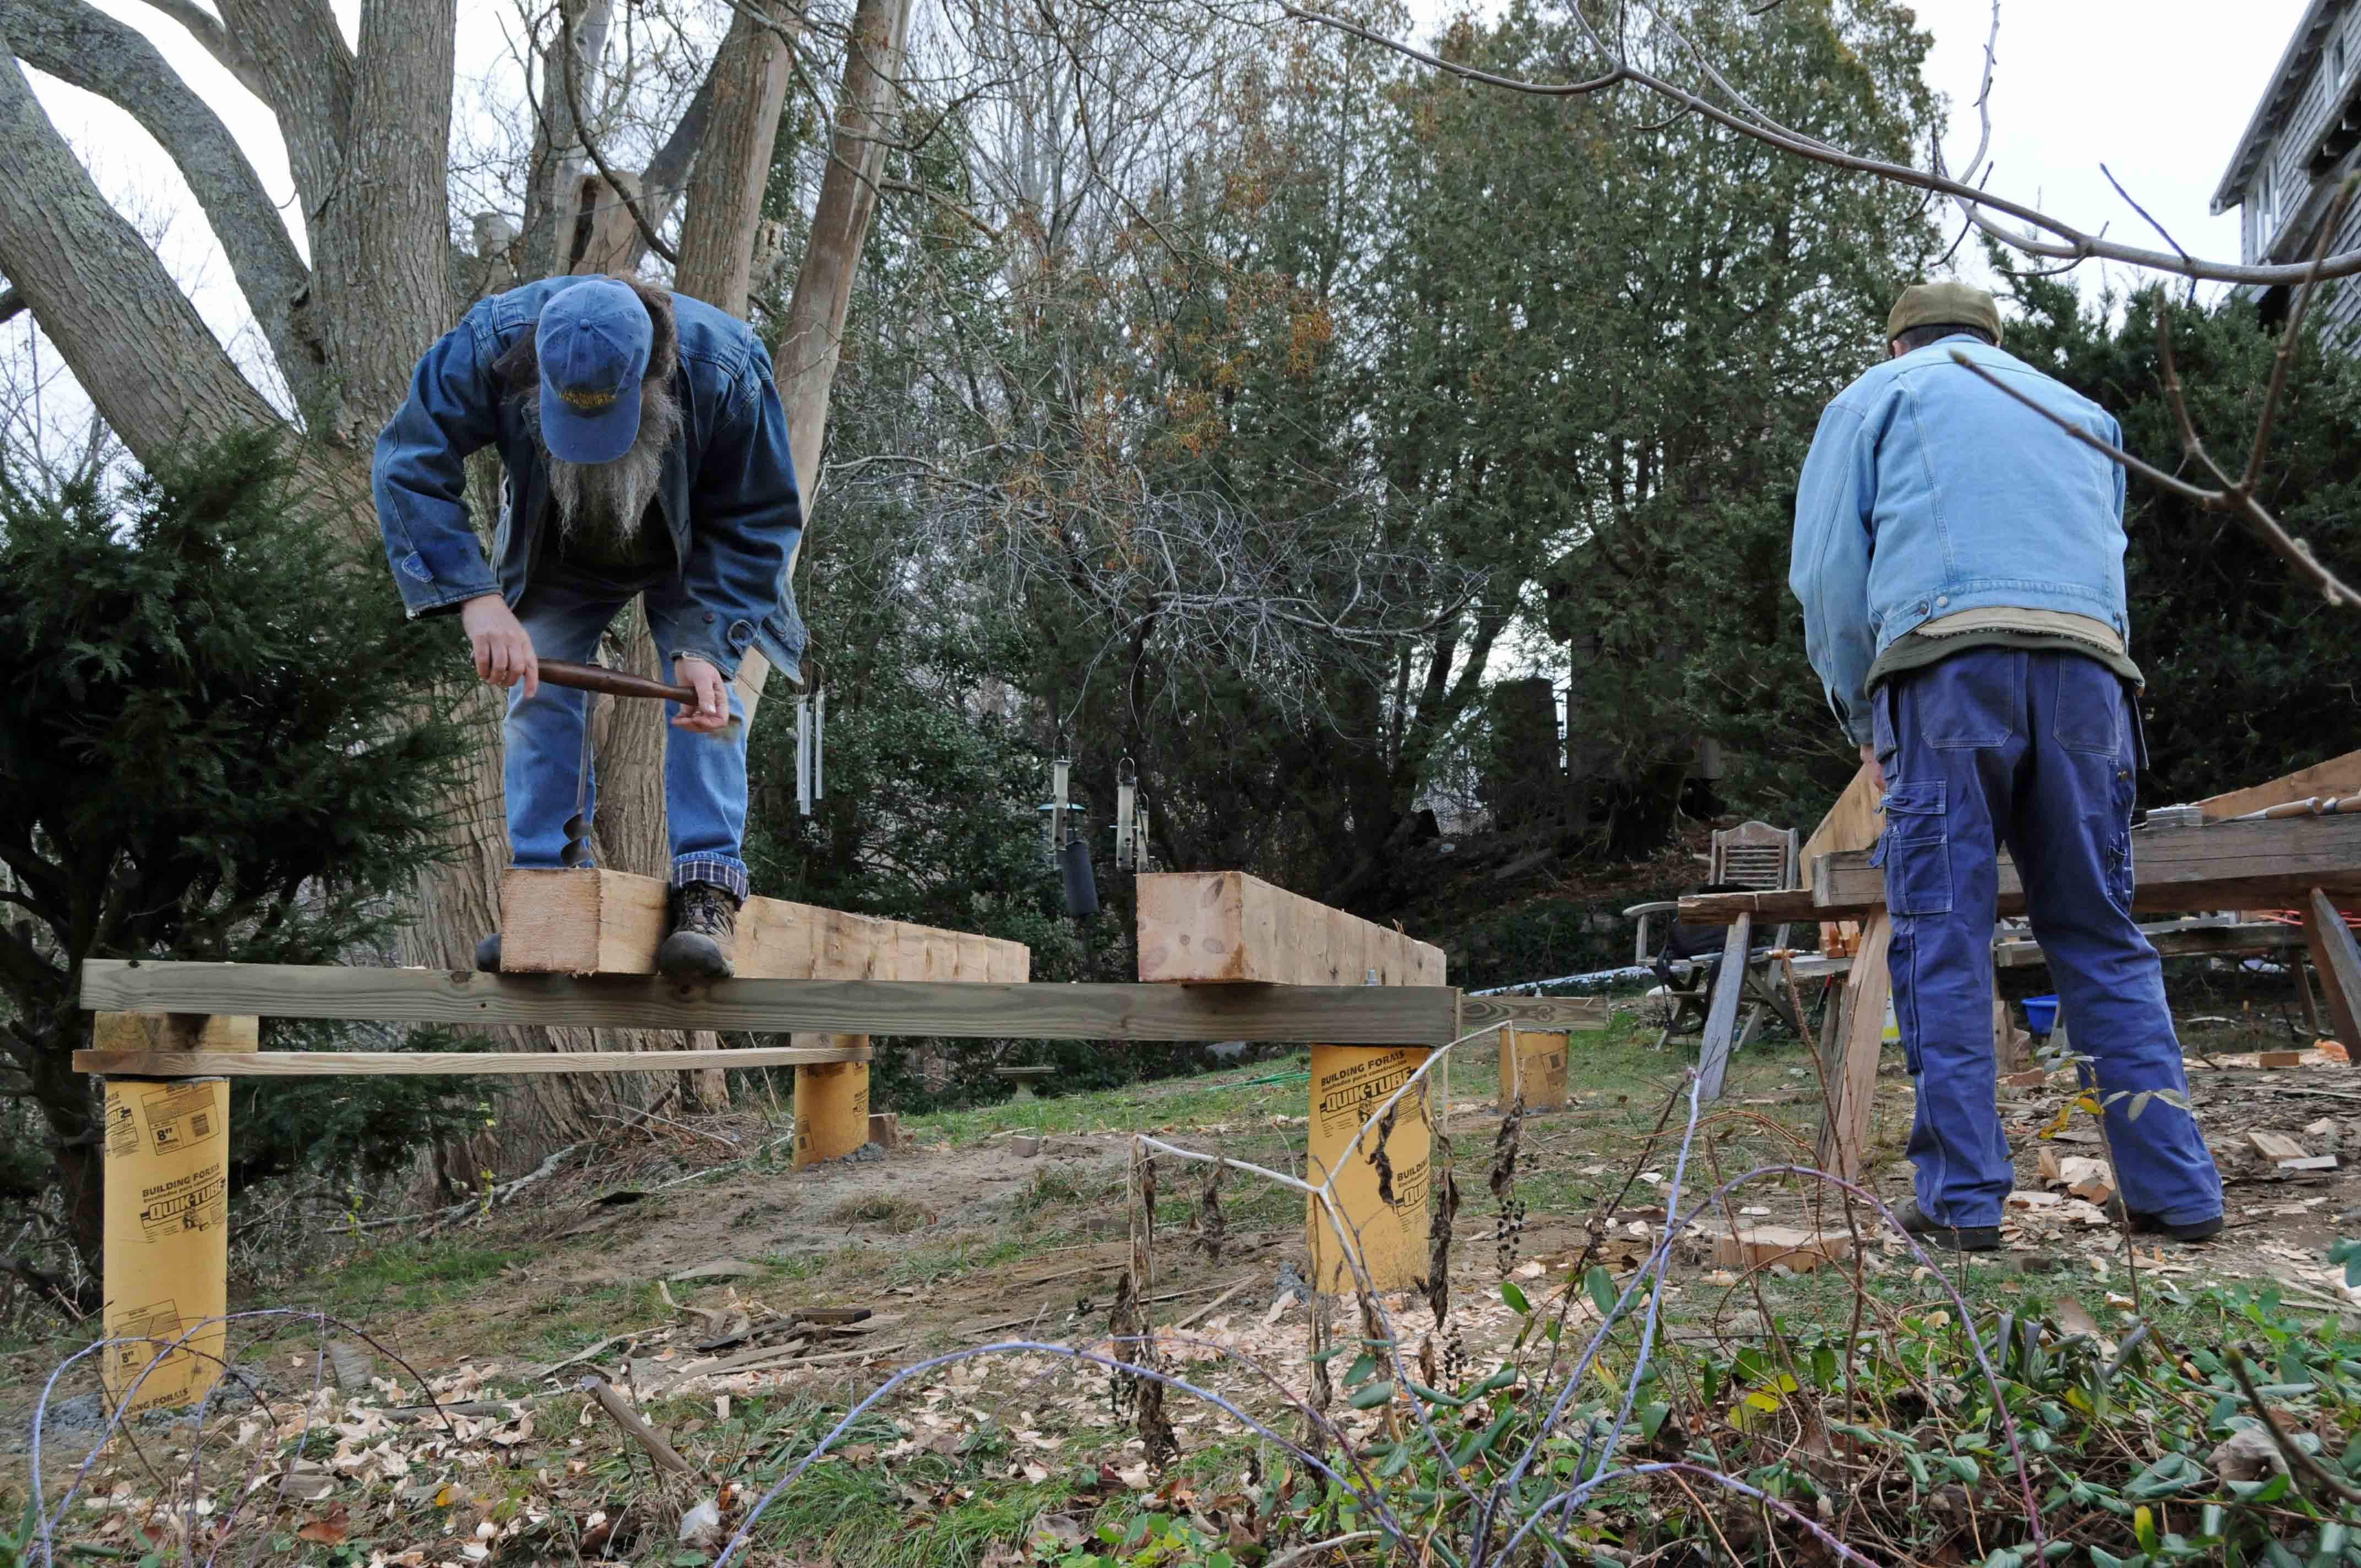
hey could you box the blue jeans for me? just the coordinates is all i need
[504,558,750,898]
[1873,649,2222,1228]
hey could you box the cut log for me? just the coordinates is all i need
[498,867,1029,982]
[1136,871,1444,986]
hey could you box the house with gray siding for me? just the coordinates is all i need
[2215,0,2361,332]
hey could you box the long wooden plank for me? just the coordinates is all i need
[1459,994,1613,1032]
[78,962,1460,1044]
[2200,749,2361,822]
[1137,872,1444,986]
[2305,889,2361,1049]
[74,1046,871,1077]
[499,868,1029,982]
[1680,812,2361,924]
[1695,914,1752,1103]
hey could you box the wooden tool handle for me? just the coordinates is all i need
[537,658,697,705]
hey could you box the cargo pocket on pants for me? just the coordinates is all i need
[1874,779,1953,917]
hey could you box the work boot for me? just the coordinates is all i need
[1898,1201,2000,1253]
[659,881,739,981]
[2102,1197,2223,1244]
[474,933,503,974]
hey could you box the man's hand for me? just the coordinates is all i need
[1860,742,1885,796]
[673,656,730,732]
[460,594,538,696]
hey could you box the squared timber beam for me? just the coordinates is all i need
[1137,871,1444,986]
[498,868,1029,982]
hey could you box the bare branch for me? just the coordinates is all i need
[1280,3,2361,288]
[6,0,322,411]
[127,0,273,105]
[2248,175,2358,492]
[558,4,679,265]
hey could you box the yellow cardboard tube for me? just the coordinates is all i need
[794,1049,871,1167]
[1306,1043,1432,1294]
[101,1076,230,1412]
[1499,1027,1570,1113]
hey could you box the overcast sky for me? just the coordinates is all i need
[9,0,2327,404]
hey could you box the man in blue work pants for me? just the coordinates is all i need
[1792,282,2223,1249]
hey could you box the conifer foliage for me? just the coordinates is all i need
[0,432,472,1301]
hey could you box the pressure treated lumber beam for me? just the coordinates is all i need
[2304,889,2361,1050]
[1458,994,1613,1032]
[1137,872,1444,986]
[1137,872,1446,1293]
[498,868,1028,982]
[1678,812,2361,925]
[74,1046,872,1077]
[79,962,1457,1044]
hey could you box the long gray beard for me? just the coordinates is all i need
[524,376,683,548]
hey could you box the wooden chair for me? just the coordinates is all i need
[1625,822,1803,1050]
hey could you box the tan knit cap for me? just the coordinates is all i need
[1887,281,2003,345]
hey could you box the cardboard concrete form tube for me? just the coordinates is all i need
[795,1051,871,1167]
[1306,1044,1432,1294]
[1499,1027,1569,1113]
[101,1075,231,1412]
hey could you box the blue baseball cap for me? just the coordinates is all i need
[536,278,652,464]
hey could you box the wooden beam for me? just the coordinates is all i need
[497,868,1030,982]
[2305,889,2361,1050]
[91,1012,257,1054]
[2200,748,2361,821]
[1818,911,1892,1180]
[1679,813,2361,924]
[79,962,1459,1044]
[1695,914,1752,1103]
[74,1045,872,1077]
[1458,994,1613,1032]
[1137,872,1444,986]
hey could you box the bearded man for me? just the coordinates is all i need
[373,275,806,981]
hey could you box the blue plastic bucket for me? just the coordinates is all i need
[2022,995,2059,1038]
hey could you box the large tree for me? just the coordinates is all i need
[0,0,912,1157]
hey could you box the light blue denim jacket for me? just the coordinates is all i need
[1789,334,2129,744]
[372,278,806,683]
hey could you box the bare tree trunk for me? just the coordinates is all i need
[776,0,915,515]
[672,1,795,315]
[0,48,285,456]
[648,0,797,1110]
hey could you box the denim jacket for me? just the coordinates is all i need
[1789,334,2128,744]
[372,278,807,683]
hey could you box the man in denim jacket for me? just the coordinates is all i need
[1790,282,2222,1249]
[374,275,807,981]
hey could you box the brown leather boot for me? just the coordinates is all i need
[659,881,739,981]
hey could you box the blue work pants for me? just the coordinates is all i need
[1873,648,2222,1228]
[503,558,751,896]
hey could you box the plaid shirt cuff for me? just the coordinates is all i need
[671,854,749,901]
